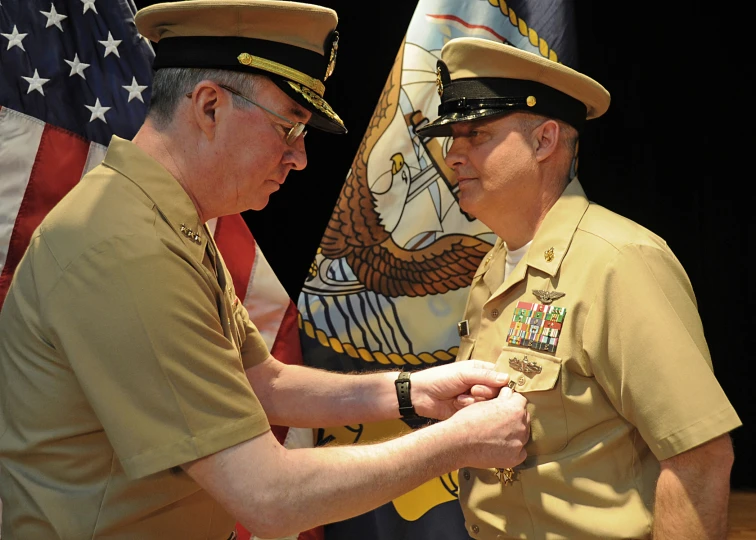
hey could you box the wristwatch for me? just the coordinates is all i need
[394,371,418,419]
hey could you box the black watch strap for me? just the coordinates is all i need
[394,371,418,418]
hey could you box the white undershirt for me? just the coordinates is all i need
[504,240,532,280]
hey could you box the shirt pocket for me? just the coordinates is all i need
[495,347,567,456]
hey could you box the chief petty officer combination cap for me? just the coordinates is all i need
[134,0,347,134]
[416,37,611,137]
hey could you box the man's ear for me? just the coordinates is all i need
[189,81,224,141]
[532,119,560,162]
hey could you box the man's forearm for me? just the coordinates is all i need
[186,386,529,539]
[653,435,734,539]
[248,359,400,427]
[257,420,464,535]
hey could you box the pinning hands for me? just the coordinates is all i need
[409,360,514,420]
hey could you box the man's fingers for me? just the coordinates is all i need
[460,365,510,387]
[512,392,528,406]
[456,394,476,407]
[469,384,500,400]
[455,392,494,409]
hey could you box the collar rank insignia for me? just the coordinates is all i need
[532,290,565,304]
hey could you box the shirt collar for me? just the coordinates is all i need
[101,135,209,262]
[525,178,590,276]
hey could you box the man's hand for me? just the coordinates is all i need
[446,385,531,469]
[409,360,511,420]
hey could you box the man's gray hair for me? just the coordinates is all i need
[147,68,260,129]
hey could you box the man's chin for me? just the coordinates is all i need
[246,195,271,212]
[457,196,479,219]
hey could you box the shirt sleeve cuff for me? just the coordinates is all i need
[650,404,743,461]
[121,412,270,479]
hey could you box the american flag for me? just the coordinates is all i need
[0,0,153,301]
[0,2,319,538]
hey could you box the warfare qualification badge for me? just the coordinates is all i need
[532,290,565,304]
[436,66,444,98]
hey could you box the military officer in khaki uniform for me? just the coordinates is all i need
[417,38,742,539]
[0,4,533,539]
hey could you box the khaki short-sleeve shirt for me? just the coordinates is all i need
[0,136,271,539]
[456,179,741,539]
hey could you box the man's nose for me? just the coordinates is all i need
[444,139,467,170]
[284,136,308,171]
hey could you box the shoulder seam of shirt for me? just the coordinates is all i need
[573,226,624,252]
[40,232,149,309]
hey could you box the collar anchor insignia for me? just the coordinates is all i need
[532,289,565,304]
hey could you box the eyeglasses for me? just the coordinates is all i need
[185,83,307,146]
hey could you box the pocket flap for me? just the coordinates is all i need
[496,348,561,392]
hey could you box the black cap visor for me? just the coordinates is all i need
[417,76,587,138]
[416,109,516,138]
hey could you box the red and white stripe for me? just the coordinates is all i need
[0,106,106,306]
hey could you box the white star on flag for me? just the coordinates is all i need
[64,54,90,79]
[81,0,97,15]
[21,69,50,95]
[122,77,148,103]
[85,98,111,123]
[40,3,68,31]
[98,32,121,58]
[1,25,28,51]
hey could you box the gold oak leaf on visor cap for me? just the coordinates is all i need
[135,0,347,134]
[416,37,611,137]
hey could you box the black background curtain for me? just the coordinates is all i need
[135,0,754,490]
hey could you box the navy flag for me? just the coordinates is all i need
[296,1,579,538]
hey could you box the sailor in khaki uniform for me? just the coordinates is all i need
[0,3,532,539]
[417,38,741,539]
